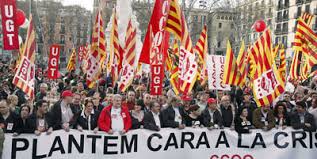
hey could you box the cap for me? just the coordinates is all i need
[62,90,73,98]
[207,98,217,104]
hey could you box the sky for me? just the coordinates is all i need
[61,0,94,11]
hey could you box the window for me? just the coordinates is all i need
[275,37,280,44]
[282,36,288,47]
[193,15,198,22]
[282,23,288,33]
[202,16,206,24]
[297,6,302,17]
[305,5,310,13]
[217,41,221,48]
[218,23,222,28]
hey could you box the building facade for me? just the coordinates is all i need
[275,0,317,57]
[15,0,92,68]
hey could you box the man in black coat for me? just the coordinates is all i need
[48,90,77,131]
[144,102,163,131]
[220,95,235,128]
[201,98,223,129]
[291,101,317,132]
[162,97,186,129]
[0,99,19,133]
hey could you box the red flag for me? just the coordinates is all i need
[78,46,84,62]
[0,0,19,50]
[47,44,60,79]
[139,0,170,64]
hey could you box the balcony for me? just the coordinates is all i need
[305,0,312,3]
[282,15,289,21]
[276,17,283,22]
[296,0,303,5]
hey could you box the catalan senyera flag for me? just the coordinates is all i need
[12,14,36,99]
[118,19,137,92]
[165,0,198,94]
[169,40,180,95]
[108,8,122,86]
[272,44,279,60]
[290,13,314,80]
[236,40,248,87]
[86,10,105,88]
[66,48,76,72]
[250,29,285,106]
[195,25,208,84]
[277,45,286,84]
[222,40,241,86]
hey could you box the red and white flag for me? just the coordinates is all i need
[0,0,19,50]
[47,44,60,79]
[12,14,36,99]
[118,20,137,92]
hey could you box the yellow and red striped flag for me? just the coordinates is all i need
[236,40,248,87]
[118,19,137,92]
[277,45,286,84]
[222,40,240,86]
[12,15,36,99]
[195,25,208,84]
[169,40,180,95]
[250,29,285,106]
[108,9,122,87]
[86,10,105,88]
[290,12,314,80]
[165,0,198,94]
[66,48,76,72]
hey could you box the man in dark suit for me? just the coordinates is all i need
[162,97,186,129]
[144,102,163,131]
[201,98,223,129]
[48,90,77,131]
[291,101,316,131]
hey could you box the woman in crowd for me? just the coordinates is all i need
[13,104,36,135]
[75,99,99,133]
[273,102,290,129]
[184,105,203,128]
[234,106,252,133]
[7,94,19,115]
[130,99,145,129]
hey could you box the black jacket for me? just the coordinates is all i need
[74,110,100,130]
[14,115,36,134]
[0,112,19,133]
[184,115,204,127]
[48,100,78,130]
[144,111,163,131]
[290,112,317,131]
[201,108,223,127]
[234,116,252,133]
[239,102,257,124]
[274,114,291,126]
[162,106,186,128]
[220,105,234,127]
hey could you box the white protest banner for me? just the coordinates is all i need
[207,55,231,90]
[3,128,317,159]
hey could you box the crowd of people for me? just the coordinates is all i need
[0,61,317,140]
